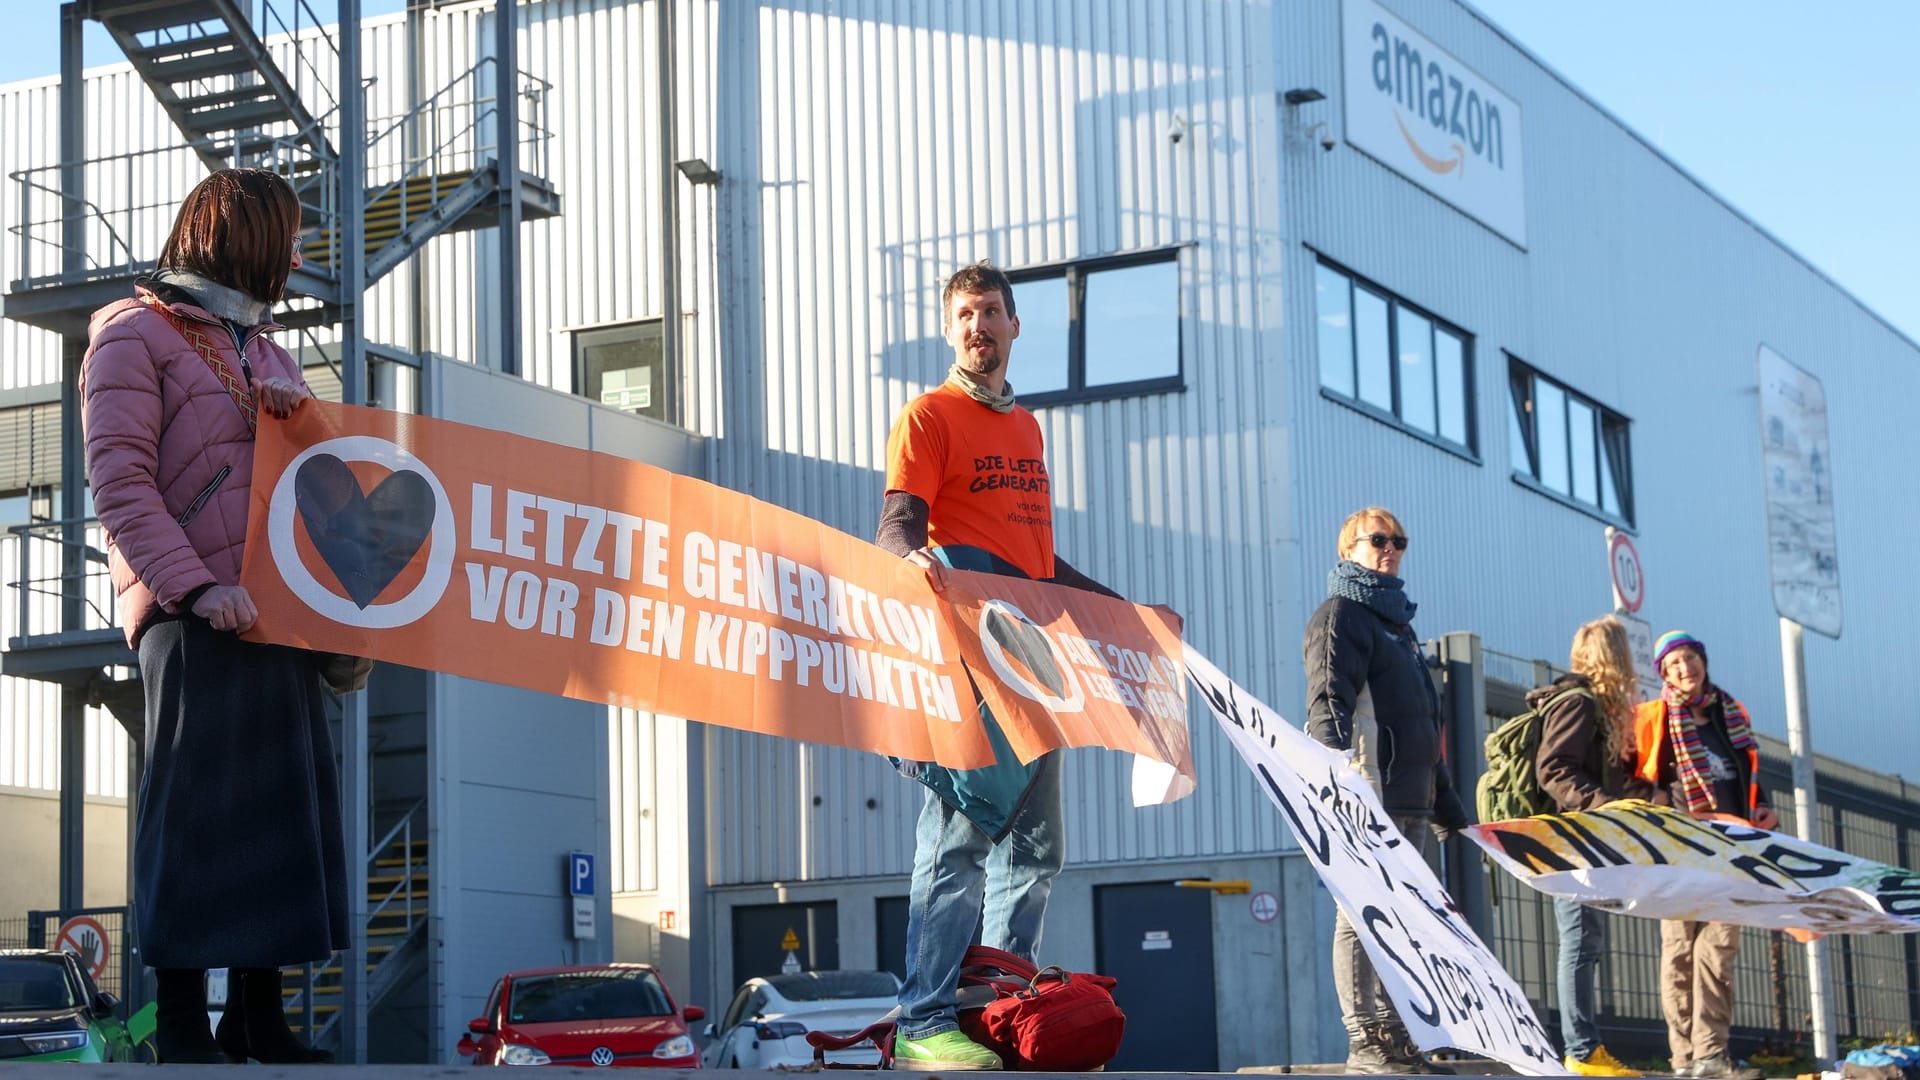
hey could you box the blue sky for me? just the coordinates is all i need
[4,1,1915,344]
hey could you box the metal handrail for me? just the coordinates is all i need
[7,50,553,291]
[366,798,427,927]
[251,0,342,122]
[288,798,428,1044]
[5,519,116,646]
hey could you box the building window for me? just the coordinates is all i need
[1314,259,1474,455]
[1007,248,1183,406]
[574,319,673,424]
[1507,356,1633,524]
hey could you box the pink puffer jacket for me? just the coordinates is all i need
[81,285,307,647]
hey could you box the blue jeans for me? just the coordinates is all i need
[897,749,1065,1038]
[1555,897,1606,1060]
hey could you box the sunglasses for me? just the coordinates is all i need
[1362,532,1409,551]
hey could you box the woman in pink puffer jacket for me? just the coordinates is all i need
[80,168,344,1065]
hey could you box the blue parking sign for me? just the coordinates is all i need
[567,851,595,897]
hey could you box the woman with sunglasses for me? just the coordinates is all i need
[1303,506,1469,1075]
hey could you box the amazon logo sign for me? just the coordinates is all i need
[1339,0,1528,246]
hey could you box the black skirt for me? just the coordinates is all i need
[134,617,349,969]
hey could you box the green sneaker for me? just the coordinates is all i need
[893,1029,1003,1071]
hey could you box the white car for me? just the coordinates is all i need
[702,970,900,1069]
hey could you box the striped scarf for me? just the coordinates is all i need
[1662,683,1755,813]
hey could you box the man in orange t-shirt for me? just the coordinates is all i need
[876,261,1121,1072]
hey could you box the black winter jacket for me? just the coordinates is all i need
[1303,595,1469,828]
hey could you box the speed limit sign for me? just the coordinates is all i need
[1608,529,1644,614]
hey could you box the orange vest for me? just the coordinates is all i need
[1633,697,1763,818]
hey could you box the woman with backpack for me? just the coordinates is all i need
[1533,615,1651,1077]
[1303,506,1469,1075]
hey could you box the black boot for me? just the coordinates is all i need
[215,968,335,1065]
[1345,1023,1399,1075]
[154,968,230,1065]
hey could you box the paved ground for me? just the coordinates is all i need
[33,1068,1597,1080]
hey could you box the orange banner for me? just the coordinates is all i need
[238,402,1193,787]
[940,571,1195,799]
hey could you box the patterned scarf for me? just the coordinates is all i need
[1662,682,1756,813]
[1326,559,1416,624]
[947,364,1016,413]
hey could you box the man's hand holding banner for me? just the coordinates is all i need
[1470,802,1920,936]
[239,401,1194,800]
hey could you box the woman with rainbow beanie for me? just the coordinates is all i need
[1631,631,1776,1080]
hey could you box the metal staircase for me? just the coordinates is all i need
[2,0,556,1061]
[91,0,337,171]
[284,801,429,1053]
[5,0,559,336]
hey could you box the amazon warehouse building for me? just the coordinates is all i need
[3,0,1919,1068]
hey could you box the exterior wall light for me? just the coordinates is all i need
[675,158,721,186]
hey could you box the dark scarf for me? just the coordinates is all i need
[1327,559,1417,624]
[1661,682,1756,813]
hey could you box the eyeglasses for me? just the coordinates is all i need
[1362,532,1409,551]
[291,236,305,253]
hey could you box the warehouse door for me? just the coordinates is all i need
[730,901,839,989]
[1094,882,1217,1071]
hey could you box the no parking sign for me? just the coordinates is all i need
[56,915,110,981]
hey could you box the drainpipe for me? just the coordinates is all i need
[658,0,679,422]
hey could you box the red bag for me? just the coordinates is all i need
[956,946,1126,1071]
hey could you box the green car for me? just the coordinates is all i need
[0,948,143,1062]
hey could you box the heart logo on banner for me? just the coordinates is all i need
[982,604,1068,697]
[294,454,437,609]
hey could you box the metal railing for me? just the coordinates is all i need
[9,63,552,293]
[4,519,116,646]
[113,0,340,149]
[288,798,428,1043]
[303,58,552,273]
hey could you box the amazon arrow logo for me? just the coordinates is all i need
[1394,109,1464,177]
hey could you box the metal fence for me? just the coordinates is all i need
[1463,641,1920,1063]
[22,905,145,1010]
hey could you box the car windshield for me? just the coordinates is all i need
[508,971,673,1024]
[765,971,899,1002]
[0,956,78,1011]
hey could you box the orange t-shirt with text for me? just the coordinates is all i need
[885,381,1055,581]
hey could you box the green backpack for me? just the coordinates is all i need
[1474,685,1590,823]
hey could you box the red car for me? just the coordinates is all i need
[456,963,705,1067]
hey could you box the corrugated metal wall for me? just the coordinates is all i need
[1276,0,1919,773]
[9,0,1918,893]
[697,0,1296,885]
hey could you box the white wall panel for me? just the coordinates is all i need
[700,0,1293,886]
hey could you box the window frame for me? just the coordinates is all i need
[1005,246,1187,408]
[1312,255,1479,461]
[571,317,675,425]
[1506,353,1636,528]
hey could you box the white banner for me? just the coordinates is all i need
[1470,803,1920,934]
[1185,647,1559,1075]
